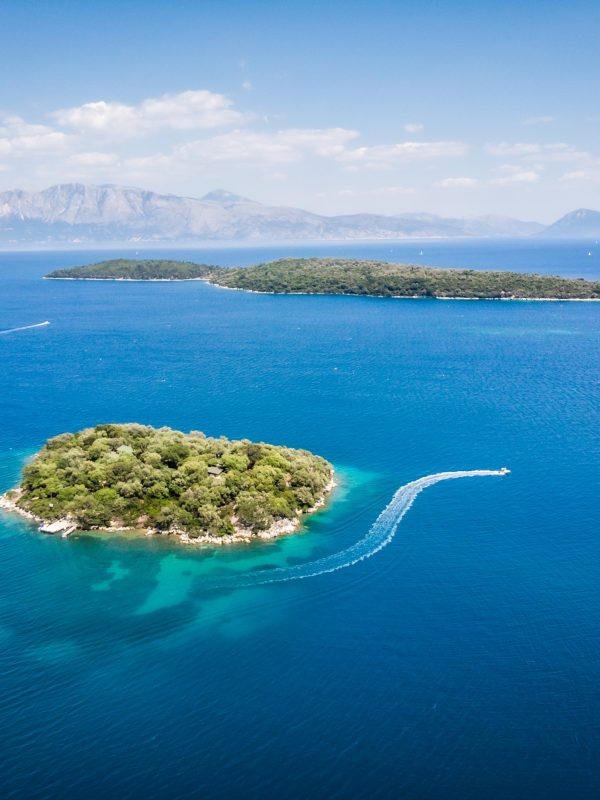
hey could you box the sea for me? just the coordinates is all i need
[0,239,599,799]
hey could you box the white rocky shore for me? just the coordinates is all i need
[0,476,337,546]
[0,490,41,522]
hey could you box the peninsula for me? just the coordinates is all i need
[0,424,335,544]
[46,258,600,300]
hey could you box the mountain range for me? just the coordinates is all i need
[0,183,597,244]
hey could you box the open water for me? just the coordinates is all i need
[0,240,598,799]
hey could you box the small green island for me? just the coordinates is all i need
[46,257,600,299]
[0,424,334,544]
[46,259,215,281]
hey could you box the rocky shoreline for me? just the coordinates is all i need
[0,476,337,546]
[49,275,600,301]
[210,283,600,301]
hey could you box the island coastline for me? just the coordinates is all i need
[45,258,600,301]
[204,283,600,302]
[0,476,337,546]
[0,424,335,546]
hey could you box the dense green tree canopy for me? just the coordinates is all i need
[14,424,333,538]
[47,259,214,280]
[212,258,600,299]
[46,257,600,299]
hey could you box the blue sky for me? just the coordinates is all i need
[0,0,598,220]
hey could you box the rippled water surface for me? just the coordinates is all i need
[0,242,599,799]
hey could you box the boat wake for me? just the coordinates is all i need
[0,321,50,336]
[211,469,509,588]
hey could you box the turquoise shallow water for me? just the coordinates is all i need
[0,242,599,799]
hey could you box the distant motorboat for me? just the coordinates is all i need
[0,320,50,335]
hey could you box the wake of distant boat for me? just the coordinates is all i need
[0,321,50,336]
[213,469,509,588]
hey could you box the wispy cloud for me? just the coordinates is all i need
[437,176,479,188]
[486,142,542,157]
[486,141,588,162]
[335,186,415,197]
[403,122,423,133]
[490,170,540,186]
[338,140,467,167]
[560,169,600,183]
[523,115,555,126]
[68,151,119,167]
[172,127,359,164]
[124,130,466,173]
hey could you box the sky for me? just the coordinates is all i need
[0,0,599,222]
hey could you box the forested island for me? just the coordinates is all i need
[46,257,600,299]
[212,258,600,299]
[0,424,334,544]
[46,259,214,281]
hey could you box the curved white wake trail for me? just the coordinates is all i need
[0,321,50,336]
[214,469,509,589]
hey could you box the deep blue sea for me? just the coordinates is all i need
[0,240,599,799]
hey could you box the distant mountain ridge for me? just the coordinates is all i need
[0,182,592,244]
[540,209,600,239]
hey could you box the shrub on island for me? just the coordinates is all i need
[7,424,333,540]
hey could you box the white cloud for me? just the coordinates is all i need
[437,176,479,188]
[5,87,597,218]
[53,89,246,137]
[1,116,53,137]
[0,115,71,156]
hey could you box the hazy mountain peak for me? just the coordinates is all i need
[201,189,258,206]
[567,208,598,217]
[541,207,600,238]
